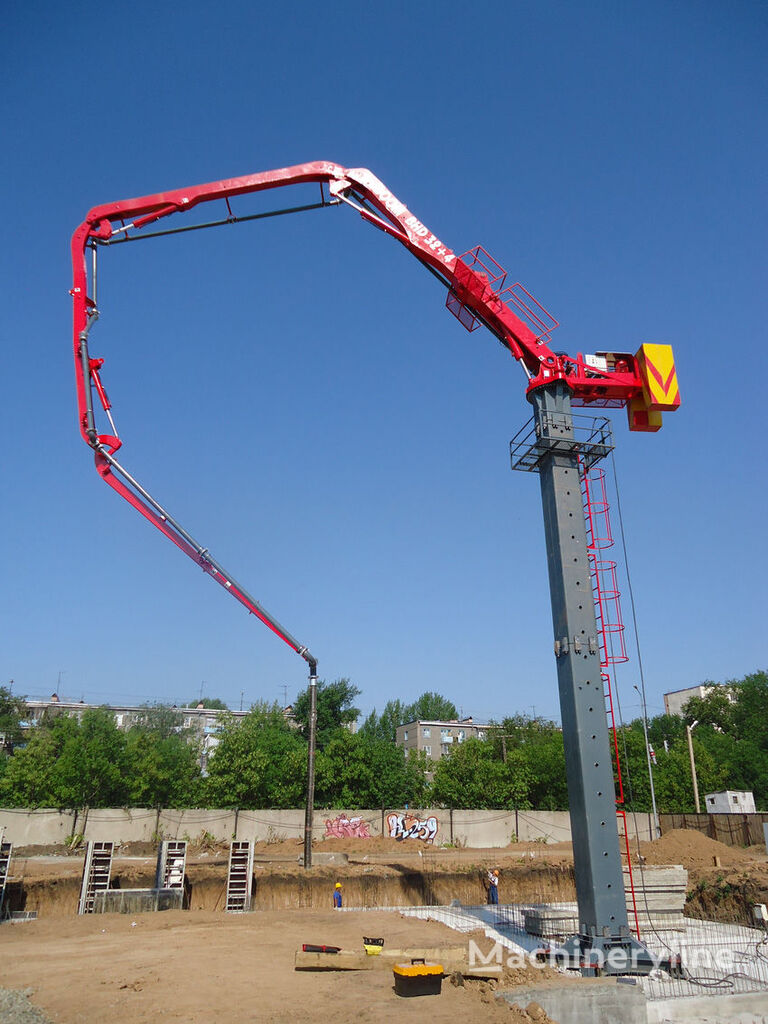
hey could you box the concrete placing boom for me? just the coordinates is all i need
[71,161,680,972]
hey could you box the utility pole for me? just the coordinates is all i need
[239,690,244,712]
[686,720,701,813]
[303,664,318,869]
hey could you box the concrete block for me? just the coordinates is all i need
[525,905,578,938]
[298,852,349,866]
[647,990,768,1023]
[92,888,184,914]
[499,978,646,1024]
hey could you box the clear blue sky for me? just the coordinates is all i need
[2,1,765,724]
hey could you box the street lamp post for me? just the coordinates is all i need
[634,685,660,838]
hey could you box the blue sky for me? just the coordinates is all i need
[2,1,765,724]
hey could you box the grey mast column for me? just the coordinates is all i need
[524,381,651,972]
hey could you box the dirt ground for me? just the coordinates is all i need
[0,909,567,1024]
[2,829,767,1022]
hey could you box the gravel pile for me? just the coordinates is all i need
[0,989,52,1024]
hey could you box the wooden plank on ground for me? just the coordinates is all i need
[294,949,375,971]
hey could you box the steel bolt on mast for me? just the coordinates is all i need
[71,160,680,928]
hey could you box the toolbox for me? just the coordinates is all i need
[392,959,444,997]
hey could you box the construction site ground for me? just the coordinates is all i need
[1,829,767,1023]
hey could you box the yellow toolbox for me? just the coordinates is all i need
[393,959,444,997]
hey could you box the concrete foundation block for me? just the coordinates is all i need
[646,990,768,1023]
[499,978,647,1024]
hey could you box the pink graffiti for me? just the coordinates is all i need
[324,815,372,839]
[386,812,438,843]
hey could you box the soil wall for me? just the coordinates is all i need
[5,861,577,918]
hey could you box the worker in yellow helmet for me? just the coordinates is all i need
[333,882,342,909]
[487,868,500,906]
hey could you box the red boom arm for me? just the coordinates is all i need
[70,161,655,667]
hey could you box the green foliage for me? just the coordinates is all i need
[315,732,429,809]
[730,671,768,749]
[52,708,130,808]
[431,739,532,810]
[125,729,202,808]
[203,702,306,808]
[488,716,568,810]
[682,686,737,733]
[0,669,765,814]
[407,692,459,723]
[359,700,408,743]
[187,697,229,710]
[131,703,186,739]
[0,709,129,808]
[293,678,361,749]
[617,670,768,813]
[360,691,458,743]
[0,686,28,754]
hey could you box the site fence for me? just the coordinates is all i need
[0,806,658,848]
[660,813,768,847]
[9,808,768,849]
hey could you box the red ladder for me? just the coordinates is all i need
[581,466,640,938]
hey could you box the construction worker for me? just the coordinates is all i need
[487,869,500,905]
[333,882,342,909]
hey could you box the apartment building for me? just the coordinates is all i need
[395,717,489,762]
[663,683,734,718]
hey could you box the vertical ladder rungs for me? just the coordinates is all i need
[78,841,114,914]
[225,841,254,913]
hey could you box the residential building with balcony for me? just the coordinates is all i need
[395,717,489,762]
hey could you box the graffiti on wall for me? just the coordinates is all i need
[386,812,439,843]
[324,814,372,839]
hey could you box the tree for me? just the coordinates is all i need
[186,697,229,710]
[488,716,568,810]
[54,708,130,809]
[0,709,129,809]
[0,686,27,754]
[132,703,186,739]
[204,703,306,808]
[682,686,736,733]
[293,678,360,749]
[730,671,768,748]
[0,714,80,807]
[315,732,429,809]
[360,700,407,743]
[407,692,458,723]
[431,739,531,809]
[125,729,202,808]
[360,692,458,743]
[646,713,686,750]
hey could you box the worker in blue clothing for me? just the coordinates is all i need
[333,882,342,908]
[487,869,500,905]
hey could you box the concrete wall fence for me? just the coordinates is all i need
[0,807,657,848]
